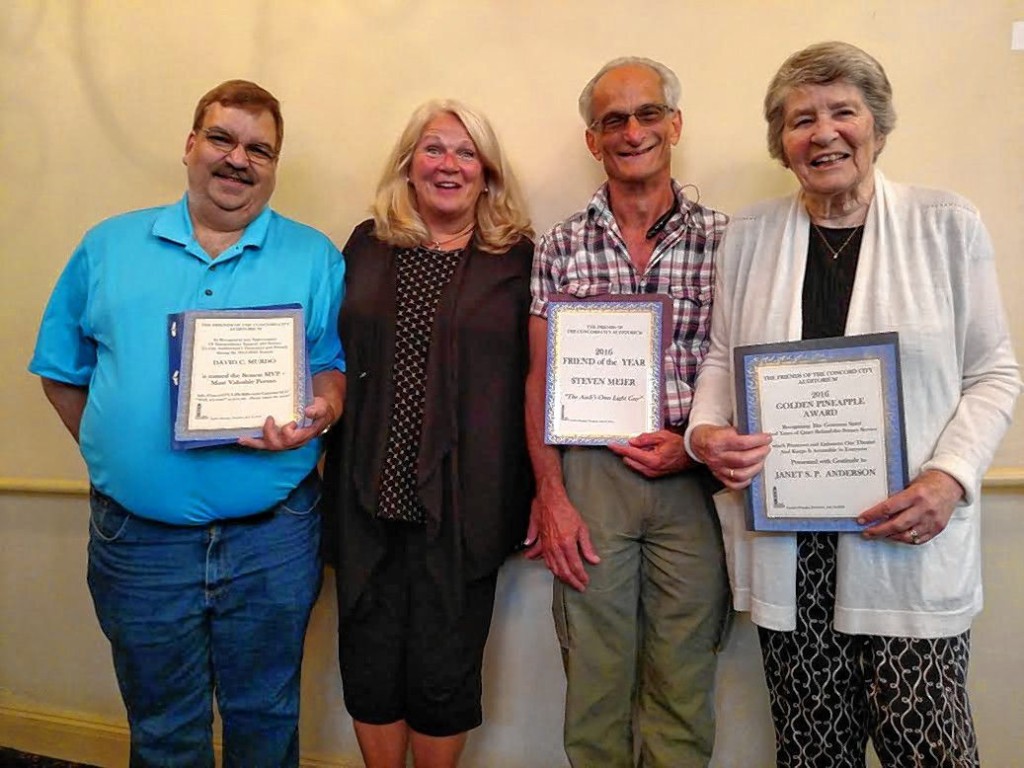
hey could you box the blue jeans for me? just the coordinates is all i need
[87,473,322,768]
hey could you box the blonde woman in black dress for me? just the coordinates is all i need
[322,99,534,768]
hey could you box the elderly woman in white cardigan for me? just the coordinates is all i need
[686,41,1019,768]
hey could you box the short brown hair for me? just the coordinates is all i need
[192,79,284,152]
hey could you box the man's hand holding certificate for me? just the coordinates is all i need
[169,306,313,449]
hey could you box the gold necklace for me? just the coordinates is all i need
[426,221,475,251]
[812,222,863,260]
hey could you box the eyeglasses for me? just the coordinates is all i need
[589,103,675,134]
[200,128,278,165]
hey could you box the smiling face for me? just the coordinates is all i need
[408,112,485,232]
[183,102,278,230]
[780,80,881,208]
[585,64,681,188]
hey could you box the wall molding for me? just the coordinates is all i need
[0,699,358,767]
[0,477,90,495]
[976,467,1024,488]
[5,468,1024,497]
[0,701,127,766]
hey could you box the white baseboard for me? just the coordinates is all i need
[0,701,359,767]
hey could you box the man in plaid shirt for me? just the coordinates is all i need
[525,57,730,768]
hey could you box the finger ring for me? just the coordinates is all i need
[909,528,920,544]
[729,468,735,480]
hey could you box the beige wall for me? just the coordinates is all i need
[4,0,1024,482]
[2,1,1023,766]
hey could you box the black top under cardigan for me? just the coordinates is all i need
[321,220,535,620]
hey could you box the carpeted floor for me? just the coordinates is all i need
[0,748,98,767]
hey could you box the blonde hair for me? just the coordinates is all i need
[371,99,533,253]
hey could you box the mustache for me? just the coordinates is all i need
[213,163,254,185]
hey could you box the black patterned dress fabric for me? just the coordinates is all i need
[757,224,979,768]
[376,246,462,523]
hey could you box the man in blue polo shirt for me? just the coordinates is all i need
[29,80,345,767]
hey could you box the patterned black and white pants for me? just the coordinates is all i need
[758,532,979,768]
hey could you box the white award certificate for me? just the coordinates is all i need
[544,296,668,444]
[734,334,909,531]
[168,307,312,449]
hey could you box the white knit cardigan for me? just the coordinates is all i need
[687,171,1020,638]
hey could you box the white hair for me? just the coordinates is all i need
[578,56,682,124]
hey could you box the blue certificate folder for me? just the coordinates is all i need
[168,305,313,450]
[733,333,909,532]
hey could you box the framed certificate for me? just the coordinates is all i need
[734,333,909,531]
[168,306,313,450]
[544,295,669,445]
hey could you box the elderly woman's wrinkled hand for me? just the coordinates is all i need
[856,469,965,546]
[689,424,772,489]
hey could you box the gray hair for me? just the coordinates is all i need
[578,56,682,125]
[764,41,896,165]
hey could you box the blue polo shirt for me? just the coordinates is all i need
[30,195,346,524]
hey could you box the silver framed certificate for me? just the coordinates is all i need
[734,333,909,531]
[168,306,312,449]
[544,295,669,445]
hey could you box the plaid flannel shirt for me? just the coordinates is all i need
[531,181,728,428]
